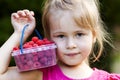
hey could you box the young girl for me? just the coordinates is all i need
[0,0,120,80]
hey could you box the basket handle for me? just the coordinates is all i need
[20,24,42,54]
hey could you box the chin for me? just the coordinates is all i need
[67,63,81,67]
[60,61,82,67]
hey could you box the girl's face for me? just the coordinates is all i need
[49,11,96,66]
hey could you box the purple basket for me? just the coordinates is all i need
[12,43,57,72]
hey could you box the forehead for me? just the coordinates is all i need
[49,10,75,28]
[49,7,92,30]
[49,11,89,34]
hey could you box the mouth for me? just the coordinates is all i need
[65,53,80,57]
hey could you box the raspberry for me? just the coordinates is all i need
[43,38,48,41]
[32,36,39,43]
[27,45,32,48]
[32,43,38,47]
[43,38,53,44]
[28,41,34,45]
[23,43,32,48]
[33,62,41,68]
[33,55,39,61]
[40,57,47,63]
[23,43,29,48]
[23,65,30,70]
[36,40,43,45]
[44,40,51,44]
[27,61,33,66]
[13,47,19,51]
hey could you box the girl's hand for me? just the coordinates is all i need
[11,9,36,37]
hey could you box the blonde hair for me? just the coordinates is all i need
[42,0,111,62]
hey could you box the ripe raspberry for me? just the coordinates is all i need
[28,41,34,45]
[23,43,32,48]
[40,57,47,63]
[32,36,39,43]
[43,38,53,44]
[36,40,43,45]
[45,40,51,44]
[33,62,41,68]
[32,43,38,47]
[13,47,19,51]
[43,38,48,41]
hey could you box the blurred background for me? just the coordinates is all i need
[0,0,120,73]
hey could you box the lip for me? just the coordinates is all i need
[65,53,80,57]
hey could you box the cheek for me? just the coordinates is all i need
[78,39,93,56]
[53,40,65,53]
[55,43,65,60]
[56,43,65,52]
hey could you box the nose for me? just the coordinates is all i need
[66,38,77,49]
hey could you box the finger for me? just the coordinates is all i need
[30,11,34,16]
[23,9,31,16]
[17,10,26,17]
[23,9,35,20]
[11,13,19,19]
[23,9,35,17]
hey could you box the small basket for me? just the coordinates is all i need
[12,43,57,72]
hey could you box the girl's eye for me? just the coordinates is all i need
[57,35,65,38]
[76,33,84,37]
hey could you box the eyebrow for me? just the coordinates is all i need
[52,31,66,35]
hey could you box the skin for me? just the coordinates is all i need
[0,9,96,80]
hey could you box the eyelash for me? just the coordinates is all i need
[57,35,65,38]
[76,33,84,37]
[56,33,84,38]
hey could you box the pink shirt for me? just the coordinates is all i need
[40,65,120,80]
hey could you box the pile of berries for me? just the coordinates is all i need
[12,36,57,72]
[13,36,54,51]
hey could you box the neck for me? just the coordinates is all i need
[58,61,93,79]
